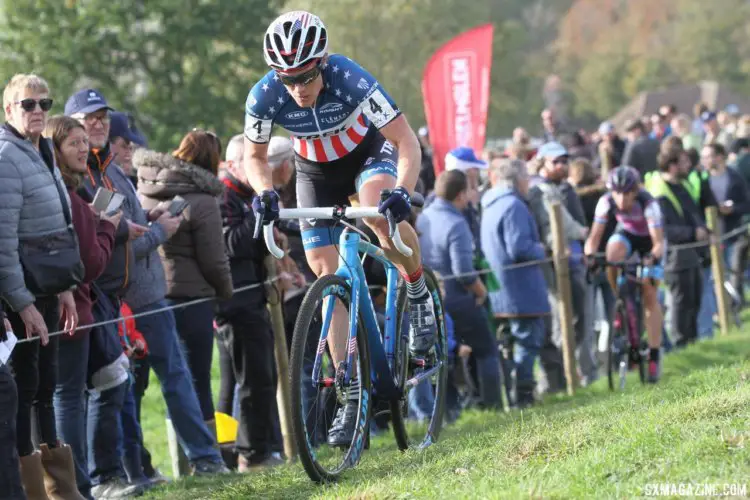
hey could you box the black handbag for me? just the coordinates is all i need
[19,176,84,297]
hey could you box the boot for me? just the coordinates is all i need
[40,443,86,500]
[20,451,50,500]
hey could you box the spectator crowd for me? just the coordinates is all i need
[0,72,749,500]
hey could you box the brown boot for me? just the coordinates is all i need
[19,451,50,500]
[40,443,85,500]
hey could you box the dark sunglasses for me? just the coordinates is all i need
[276,64,321,87]
[17,98,53,112]
[553,156,569,165]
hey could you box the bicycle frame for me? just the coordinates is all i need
[614,265,645,352]
[312,227,401,401]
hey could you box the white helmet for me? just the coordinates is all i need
[263,11,328,72]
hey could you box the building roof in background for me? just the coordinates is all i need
[608,80,750,132]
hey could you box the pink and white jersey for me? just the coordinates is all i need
[593,190,662,236]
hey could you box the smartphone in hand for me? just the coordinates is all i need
[92,187,114,213]
[168,195,189,217]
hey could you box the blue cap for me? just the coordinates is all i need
[444,146,487,171]
[64,88,113,116]
[537,141,568,159]
[725,104,740,115]
[701,111,717,123]
[109,112,139,143]
[598,121,615,135]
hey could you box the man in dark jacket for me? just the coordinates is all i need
[417,170,501,409]
[622,119,660,177]
[645,141,705,347]
[703,143,750,308]
[730,138,750,186]
[215,141,284,471]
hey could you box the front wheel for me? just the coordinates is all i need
[390,267,448,451]
[608,300,628,392]
[289,274,371,484]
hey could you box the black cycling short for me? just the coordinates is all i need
[607,228,653,257]
[296,129,398,251]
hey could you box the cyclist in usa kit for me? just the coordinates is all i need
[584,166,665,382]
[243,11,434,445]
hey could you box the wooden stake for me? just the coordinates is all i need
[705,207,730,336]
[265,256,297,461]
[549,203,578,395]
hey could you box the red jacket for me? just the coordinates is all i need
[61,188,116,339]
[118,303,148,358]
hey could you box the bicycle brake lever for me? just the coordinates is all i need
[385,210,396,239]
[252,201,265,240]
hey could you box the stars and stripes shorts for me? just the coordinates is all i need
[295,129,398,251]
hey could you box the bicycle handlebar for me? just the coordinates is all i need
[260,206,414,259]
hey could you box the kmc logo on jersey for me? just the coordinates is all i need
[319,102,344,114]
[285,110,309,120]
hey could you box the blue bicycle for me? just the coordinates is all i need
[262,195,448,483]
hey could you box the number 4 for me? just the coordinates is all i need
[252,119,263,135]
[369,97,383,115]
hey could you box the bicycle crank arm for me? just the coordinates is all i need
[404,362,442,389]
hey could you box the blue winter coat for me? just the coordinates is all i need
[480,187,550,317]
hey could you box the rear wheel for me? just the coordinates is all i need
[290,275,371,484]
[390,267,448,451]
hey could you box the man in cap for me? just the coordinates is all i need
[527,141,594,391]
[109,111,141,187]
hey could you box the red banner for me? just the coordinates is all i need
[422,24,494,175]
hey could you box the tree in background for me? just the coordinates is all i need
[555,0,750,126]
[283,0,570,139]
[0,0,279,151]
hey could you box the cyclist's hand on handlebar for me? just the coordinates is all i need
[642,252,655,266]
[251,189,280,225]
[378,187,411,223]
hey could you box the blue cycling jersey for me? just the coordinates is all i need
[244,54,401,163]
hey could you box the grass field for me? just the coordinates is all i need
[142,316,750,499]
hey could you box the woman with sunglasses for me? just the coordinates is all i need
[0,74,81,498]
[244,10,430,448]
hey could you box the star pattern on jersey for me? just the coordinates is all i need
[321,61,329,70]
[262,83,269,92]
[335,89,342,97]
[263,114,269,119]
[273,74,279,82]
[344,70,351,79]
[332,65,339,73]
[346,94,352,103]
[277,96,284,104]
[268,106,276,114]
